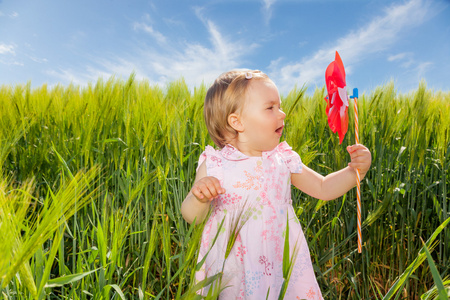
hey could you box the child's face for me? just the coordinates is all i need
[240,79,286,152]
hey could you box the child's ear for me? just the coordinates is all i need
[228,113,244,132]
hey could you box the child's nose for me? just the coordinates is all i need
[279,109,286,120]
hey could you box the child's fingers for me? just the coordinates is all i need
[191,186,206,200]
[192,177,225,201]
[348,161,365,169]
[348,157,371,170]
[200,177,225,195]
[348,150,371,168]
[347,144,368,154]
[192,181,212,200]
[349,152,367,162]
[348,147,371,161]
[201,188,215,200]
[194,187,214,201]
[196,182,215,200]
[209,177,226,194]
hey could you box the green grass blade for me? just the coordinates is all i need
[383,216,450,299]
[45,268,100,288]
[422,241,449,300]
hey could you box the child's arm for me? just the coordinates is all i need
[181,161,226,224]
[291,144,371,201]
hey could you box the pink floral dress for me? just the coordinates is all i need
[195,141,323,300]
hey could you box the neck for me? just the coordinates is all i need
[228,139,263,157]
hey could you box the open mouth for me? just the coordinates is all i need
[275,125,284,136]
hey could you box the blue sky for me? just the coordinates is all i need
[1,0,449,95]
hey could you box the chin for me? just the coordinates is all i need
[262,140,280,151]
[254,136,281,152]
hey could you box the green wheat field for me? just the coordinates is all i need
[1,74,449,299]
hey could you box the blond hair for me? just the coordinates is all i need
[204,69,270,148]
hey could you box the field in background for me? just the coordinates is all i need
[1,74,449,299]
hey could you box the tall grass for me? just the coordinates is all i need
[0,75,448,299]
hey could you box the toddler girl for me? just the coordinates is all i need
[181,70,371,299]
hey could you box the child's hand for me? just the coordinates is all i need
[347,144,372,178]
[191,176,226,203]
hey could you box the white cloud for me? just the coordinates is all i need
[27,55,48,64]
[262,0,276,25]
[388,52,414,68]
[416,61,433,79]
[163,17,185,29]
[268,0,432,94]
[45,56,148,86]
[140,16,259,87]
[0,43,15,55]
[0,10,18,18]
[0,43,21,65]
[133,22,167,45]
[1,42,48,67]
[388,53,407,62]
[47,13,258,89]
[0,59,23,66]
[45,68,88,86]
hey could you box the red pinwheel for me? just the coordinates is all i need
[324,51,348,144]
[324,52,363,253]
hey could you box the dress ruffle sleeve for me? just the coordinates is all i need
[276,141,303,174]
[196,145,223,183]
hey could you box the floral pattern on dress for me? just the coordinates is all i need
[195,142,323,300]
